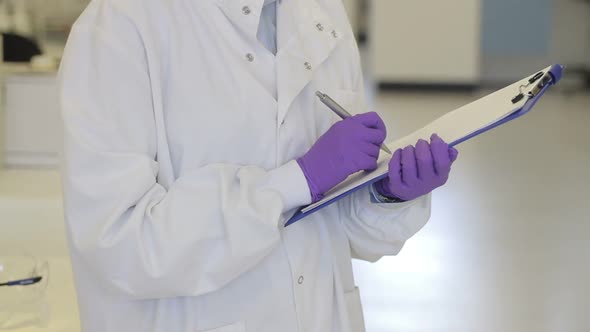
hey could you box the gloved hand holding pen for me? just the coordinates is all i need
[297,112,387,203]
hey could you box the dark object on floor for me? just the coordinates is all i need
[2,32,42,62]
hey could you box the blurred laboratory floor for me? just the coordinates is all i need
[0,90,589,332]
[0,170,79,332]
[354,89,590,332]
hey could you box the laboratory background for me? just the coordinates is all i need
[0,0,589,331]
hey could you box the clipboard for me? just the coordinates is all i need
[285,64,565,227]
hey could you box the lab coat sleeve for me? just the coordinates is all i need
[59,7,310,300]
[339,189,431,262]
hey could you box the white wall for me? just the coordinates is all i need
[2,73,62,167]
[482,0,590,83]
[550,0,590,65]
[368,0,589,85]
[0,0,88,33]
[29,0,88,26]
[370,0,482,85]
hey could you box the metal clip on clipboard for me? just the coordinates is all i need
[512,70,556,104]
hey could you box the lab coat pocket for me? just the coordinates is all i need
[344,287,366,332]
[198,321,245,332]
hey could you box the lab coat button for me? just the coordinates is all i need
[246,53,255,62]
[281,120,285,125]
[304,62,312,70]
[331,30,338,38]
[316,23,324,31]
[242,6,251,15]
[297,276,304,284]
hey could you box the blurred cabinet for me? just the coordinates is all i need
[370,0,481,86]
[1,69,61,167]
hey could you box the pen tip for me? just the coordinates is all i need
[315,91,325,99]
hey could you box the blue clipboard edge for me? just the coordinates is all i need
[285,64,565,227]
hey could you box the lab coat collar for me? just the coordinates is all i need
[217,0,268,41]
[276,0,343,124]
[217,0,345,123]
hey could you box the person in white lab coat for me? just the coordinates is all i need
[59,0,458,331]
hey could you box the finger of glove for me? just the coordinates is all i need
[360,142,381,159]
[415,139,435,180]
[353,112,387,133]
[430,134,451,176]
[356,154,378,172]
[401,145,418,186]
[449,147,459,162]
[359,127,387,145]
[387,149,403,189]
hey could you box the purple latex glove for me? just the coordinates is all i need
[375,134,459,201]
[298,112,387,202]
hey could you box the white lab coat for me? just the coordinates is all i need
[59,0,431,331]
